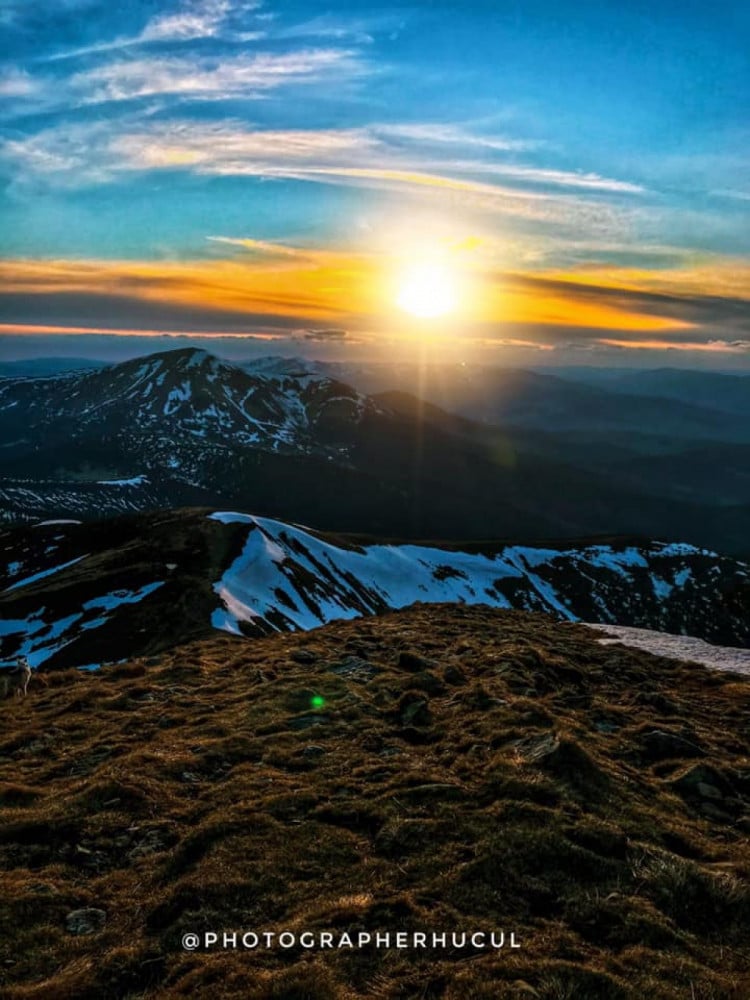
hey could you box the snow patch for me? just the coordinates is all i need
[34,519,82,526]
[587,624,750,676]
[5,554,88,592]
[650,575,673,600]
[82,581,165,612]
[210,514,533,635]
[163,381,191,415]
[96,475,148,487]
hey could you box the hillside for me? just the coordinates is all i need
[1,605,749,999]
[540,367,750,418]
[301,361,750,440]
[1,510,749,674]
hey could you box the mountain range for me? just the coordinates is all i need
[1,348,748,555]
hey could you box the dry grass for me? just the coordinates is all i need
[0,604,749,999]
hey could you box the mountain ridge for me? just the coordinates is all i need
[1,508,748,673]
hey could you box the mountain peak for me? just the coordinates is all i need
[116,346,227,374]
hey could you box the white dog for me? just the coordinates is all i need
[1,659,32,699]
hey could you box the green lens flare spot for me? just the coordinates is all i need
[311,695,326,710]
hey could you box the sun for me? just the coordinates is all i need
[396,261,458,319]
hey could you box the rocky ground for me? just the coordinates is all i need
[1,605,749,999]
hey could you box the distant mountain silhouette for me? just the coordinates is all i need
[0,348,748,554]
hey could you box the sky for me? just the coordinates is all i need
[0,0,748,367]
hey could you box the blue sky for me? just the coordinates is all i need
[0,0,748,365]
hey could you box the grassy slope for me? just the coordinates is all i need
[1,605,749,999]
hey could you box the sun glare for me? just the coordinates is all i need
[396,261,458,319]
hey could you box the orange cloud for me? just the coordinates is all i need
[1,248,744,342]
[537,262,750,301]
[0,323,284,339]
[477,285,693,333]
[598,338,749,353]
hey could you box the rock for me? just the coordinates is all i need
[515,733,558,763]
[65,908,106,935]
[290,648,317,665]
[593,718,620,734]
[466,685,505,711]
[360,733,384,753]
[639,729,705,762]
[397,693,431,727]
[669,764,735,803]
[695,781,723,801]
[302,745,326,758]
[397,650,436,673]
[329,656,379,682]
[410,670,446,696]
[443,665,467,686]
[517,734,610,796]
[128,830,166,859]
[395,727,436,745]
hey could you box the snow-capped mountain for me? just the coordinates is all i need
[207,513,750,641]
[0,347,383,525]
[0,347,370,457]
[1,509,747,671]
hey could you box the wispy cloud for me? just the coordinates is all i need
[0,67,39,97]
[206,236,319,260]
[1,113,642,242]
[37,2,397,64]
[275,166,633,225]
[41,0,264,61]
[68,48,363,103]
[273,12,406,44]
[373,123,538,153]
[451,161,645,194]
[111,123,378,166]
[140,0,236,43]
